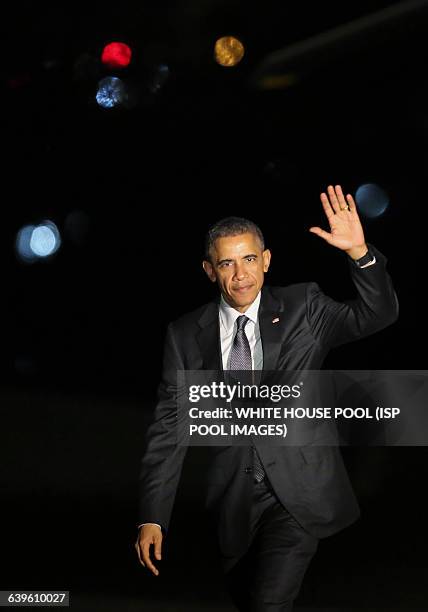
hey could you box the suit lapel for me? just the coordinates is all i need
[259,286,284,372]
[196,300,223,371]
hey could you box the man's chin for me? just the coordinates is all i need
[230,291,257,309]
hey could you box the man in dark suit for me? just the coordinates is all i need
[135,184,399,611]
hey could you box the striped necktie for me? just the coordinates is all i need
[229,315,265,483]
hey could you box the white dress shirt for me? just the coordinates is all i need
[219,290,263,371]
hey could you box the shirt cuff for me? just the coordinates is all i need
[138,523,162,530]
[360,255,377,268]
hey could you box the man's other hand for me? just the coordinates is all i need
[135,524,163,576]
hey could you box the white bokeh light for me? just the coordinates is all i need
[16,220,61,262]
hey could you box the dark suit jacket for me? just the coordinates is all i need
[138,244,399,560]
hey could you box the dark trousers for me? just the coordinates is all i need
[224,477,318,612]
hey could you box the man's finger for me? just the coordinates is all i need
[135,540,146,567]
[335,185,348,210]
[154,535,163,560]
[142,540,160,576]
[320,193,335,220]
[327,185,341,213]
[309,227,333,244]
[346,193,357,212]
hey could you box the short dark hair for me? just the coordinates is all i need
[204,216,265,261]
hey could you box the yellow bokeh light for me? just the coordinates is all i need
[214,36,245,67]
[259,74,298,90]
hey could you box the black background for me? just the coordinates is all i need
[1,1,428,610]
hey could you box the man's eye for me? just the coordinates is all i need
[246,257,256,262]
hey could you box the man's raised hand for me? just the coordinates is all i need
[309,185,368,260]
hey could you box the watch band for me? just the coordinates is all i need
[354,250,374,267]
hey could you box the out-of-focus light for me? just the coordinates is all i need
[259,73,297,90]
[30,223,60,257]
[96,76,126,109]
[43,58,60,71]
[214,36,245,67]
[101,42,132,69]
[355,183,390,218]
[149,64,170,93]
[16,221,61,263]
[7,73,32,89]
[16,225,35,262]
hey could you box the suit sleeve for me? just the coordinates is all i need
[306,243,399,348]
[137,323,188,534]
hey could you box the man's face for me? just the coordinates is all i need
[202,232,271,312]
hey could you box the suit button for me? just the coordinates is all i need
[244,467,253,474]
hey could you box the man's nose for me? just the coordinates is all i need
[233,264,247,280]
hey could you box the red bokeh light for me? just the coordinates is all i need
[101,42,132,69]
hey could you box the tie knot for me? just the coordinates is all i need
[236,315,249,331]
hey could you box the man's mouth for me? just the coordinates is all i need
[233,285,253,293]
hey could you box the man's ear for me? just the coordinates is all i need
[263,249,271,273]
[202,260,217,283]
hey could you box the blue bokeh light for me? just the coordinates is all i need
[16,225,35,262]
[30,223,60,257]
[96,76,126,109]
[149,64,170,93]
[355,183,390,218]
[16,220,61,262]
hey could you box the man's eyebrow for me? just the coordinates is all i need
[216,253,258,265]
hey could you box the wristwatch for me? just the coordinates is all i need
[354,249,375,268]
